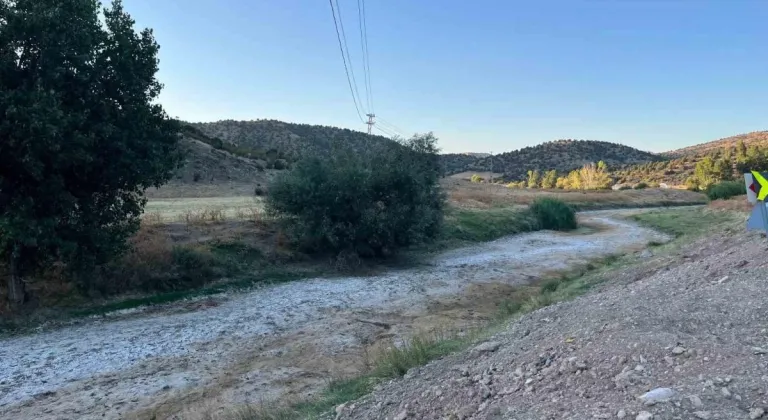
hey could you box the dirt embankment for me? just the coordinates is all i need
[338,219,768,420]
[0,211,666,420]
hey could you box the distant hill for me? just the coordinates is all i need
[663,131,768,158]
[190,119,397,160]
[446,140,662,180]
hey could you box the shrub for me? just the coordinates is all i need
[273,159,289,170]
[705,181,746,201]
[470,174,484,183]
[618,185,632,191]
[267,133,445,258]
[529,198,577,231]
[634,182,648,190]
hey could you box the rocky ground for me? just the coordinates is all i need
[337,220,768,420]
[0,211,665,420]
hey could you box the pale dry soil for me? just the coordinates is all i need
[0,210,667,420]
[337,218,768,420]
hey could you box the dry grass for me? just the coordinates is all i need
[708,197,752,213]
[443,178,708,209]
[180,208,227,225]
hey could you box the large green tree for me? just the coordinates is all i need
[0,0,182,304]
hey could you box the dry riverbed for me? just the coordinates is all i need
[0,210,668,420]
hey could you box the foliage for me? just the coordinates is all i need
[526,169,541,188]
[529,198,577,231]
[579,161,612,189]
[705,181,746,201]
[541,170,558,189]
[266,133,445,258]
[634,182,648,190]
[470,174,484,183]
[0,0,182,302]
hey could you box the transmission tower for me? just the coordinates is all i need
[366,113,376,135]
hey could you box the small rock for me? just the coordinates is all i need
[617,409,627,418]
[394,410,409,420]
[636,411,653,420]
[639,388,675,405]
[473,341,502,354]
[335,403,346,420]
[693,411,711,419]
[671,346,686,355]
[754,347,768,355]
[750,408,765,419]
[689,395,703,408]
[721,387,732,398]
[717,276,729,283]
[634,365,645,372]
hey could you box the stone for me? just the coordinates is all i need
[617,409,627,418]
[394,410,409,420]
[634,365,645,372]
[639,388,675,405]
[750,408,766,419]
[636,411,653,420]
[693,412,711,419]
[671,346,686,355]
[473,341,502,354]
[721,387,732,398]
[689,395,703,408]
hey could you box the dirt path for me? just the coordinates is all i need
[0,210,668,420]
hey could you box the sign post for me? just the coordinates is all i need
[746,172,768,233]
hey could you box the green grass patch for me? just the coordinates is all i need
[630,207,742,238]
[442,207,538,242]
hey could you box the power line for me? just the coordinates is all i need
[357,0,373,113]
[374,125,397,138]
[334,0,366,114]
[378,118,408,137]
[328,0,365,122]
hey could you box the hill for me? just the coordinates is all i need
[466,140,662,180]
[190,119,397,160]
[613,131,768,187]
[663,131,768,158]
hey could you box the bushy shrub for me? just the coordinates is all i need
[529,198,577,231]
[266,133,445,257]
[705,181,746,201]
[618,185,632,191]
[634,182,648,190]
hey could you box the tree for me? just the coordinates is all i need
[692,156,720,190]
[541,170,558,189]
[555,176,568,189]
[579,162,611,190]
[527,170,541,188]
[566,170,582,190]
[736,140,747,160]
[0,0,182,304]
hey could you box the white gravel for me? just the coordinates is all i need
[0,210,668,418]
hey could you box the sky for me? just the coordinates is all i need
[122,0,768,154]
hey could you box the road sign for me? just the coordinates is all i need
[745,173,757,204]
[746,172,768,234]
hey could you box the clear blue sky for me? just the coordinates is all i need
[123,0,768,154]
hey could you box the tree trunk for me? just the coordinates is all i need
[8,244,26,306]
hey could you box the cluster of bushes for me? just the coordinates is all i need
[267,133,445,259]
[705,180,746,201]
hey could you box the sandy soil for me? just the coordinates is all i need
[0,210,667,420]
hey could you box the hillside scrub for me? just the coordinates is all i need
[705,180,746,201]
[267,133,445,258]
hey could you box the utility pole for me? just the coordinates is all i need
[366,113,376,135]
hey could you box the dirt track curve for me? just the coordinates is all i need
[0,210,668,420]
